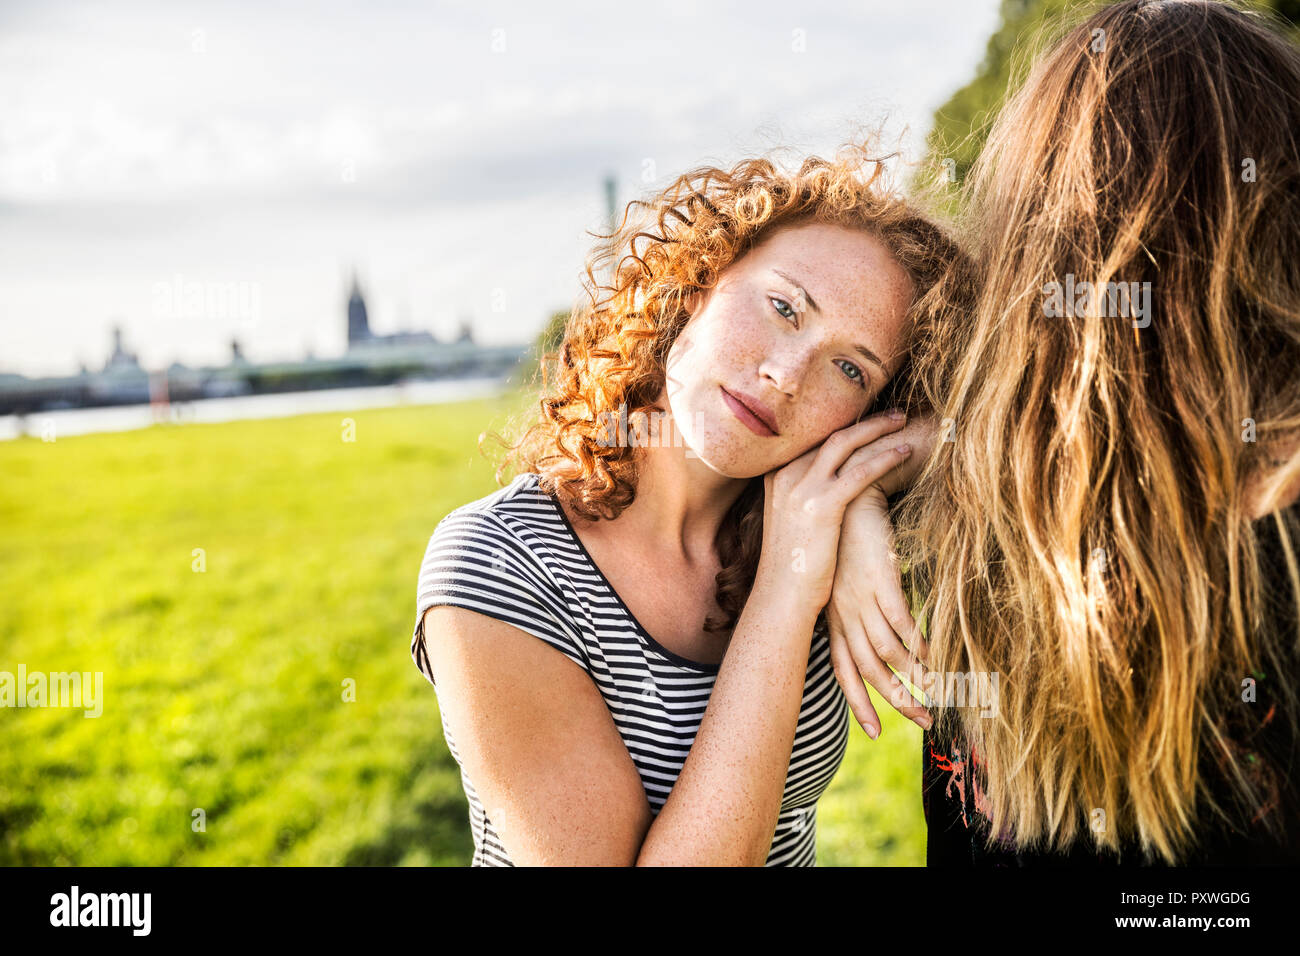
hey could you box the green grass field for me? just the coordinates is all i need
[0,389,924,865]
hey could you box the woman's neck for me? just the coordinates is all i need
[616,445,751,568]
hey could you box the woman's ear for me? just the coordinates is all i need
[684,288,712,319]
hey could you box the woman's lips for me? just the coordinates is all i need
[720,386,777,437]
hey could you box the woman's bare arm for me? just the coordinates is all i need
[423,572,821,868]
[636,567,822,865]
[421,420,912,865]
[422,605,654,865]
[423,571,823,866]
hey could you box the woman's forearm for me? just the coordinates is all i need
[635,565,821,866]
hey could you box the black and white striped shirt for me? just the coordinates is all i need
[410,471,850,866]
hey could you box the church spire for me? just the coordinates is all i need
[346,266,370,347]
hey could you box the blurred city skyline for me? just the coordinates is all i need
[0,0,1001,378]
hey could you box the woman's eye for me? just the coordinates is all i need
[836,359,867,389]
[770,297,796,322]
[770,295,865,389]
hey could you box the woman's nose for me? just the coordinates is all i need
[758,354,805,397]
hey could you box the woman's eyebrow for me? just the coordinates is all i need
[772,268,886,372]
[772,269,821,313]
[854,344,886,372]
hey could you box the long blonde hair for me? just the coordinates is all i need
[899,0,1300,863]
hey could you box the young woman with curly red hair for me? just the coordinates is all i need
[409,142,967,865]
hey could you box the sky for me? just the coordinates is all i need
[0,0,1002,378]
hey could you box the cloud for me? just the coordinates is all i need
[0,0,1002,375]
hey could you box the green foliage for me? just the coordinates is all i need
[925,0,1085,190]
[924,0,1300,192]
[0,390,923,865]
[509,309,569,392]
[537,308,568,358]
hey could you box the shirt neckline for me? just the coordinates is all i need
[526,473,723,674]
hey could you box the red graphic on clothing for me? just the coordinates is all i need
[1260,703,1277,730]
[929,742,990,829]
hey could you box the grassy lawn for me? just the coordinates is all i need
[0,388,924,865]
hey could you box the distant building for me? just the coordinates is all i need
[91,324,150,404]
[0,271,530,417]
[345,270,439,352]
[104,324,143,373]
[347,271,371,346]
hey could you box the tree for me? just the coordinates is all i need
[509,308,570,391]
[925,0,1300,189]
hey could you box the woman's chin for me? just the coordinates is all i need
[670,410,778,478]
[681,441,773,480]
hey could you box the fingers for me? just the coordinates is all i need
[866,596,929,710]
[830,623,881,739]
[840,487,930,664]
[851,602,932,729]
[874,577,930,667]
[813,410,907,478]
[828,445,912,510]
[837,431,915,482]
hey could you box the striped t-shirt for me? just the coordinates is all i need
[409,471,850,866]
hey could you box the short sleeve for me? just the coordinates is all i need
[410,508,590,688]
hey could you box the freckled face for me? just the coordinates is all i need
[663,220,915,478]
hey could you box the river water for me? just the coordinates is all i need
[0,375,512,441]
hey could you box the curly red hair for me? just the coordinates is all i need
[488,139,970,633]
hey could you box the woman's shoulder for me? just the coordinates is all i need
[413,472,590,680]
[434,472,550,534]
[426,473,570,559]
[423,472,570,585]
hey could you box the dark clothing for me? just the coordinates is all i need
[923,503,1300,865]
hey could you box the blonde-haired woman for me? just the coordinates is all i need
[829,0,1300,864]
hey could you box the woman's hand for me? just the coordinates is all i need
[828,486,932,739]
[756,411,913,617]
